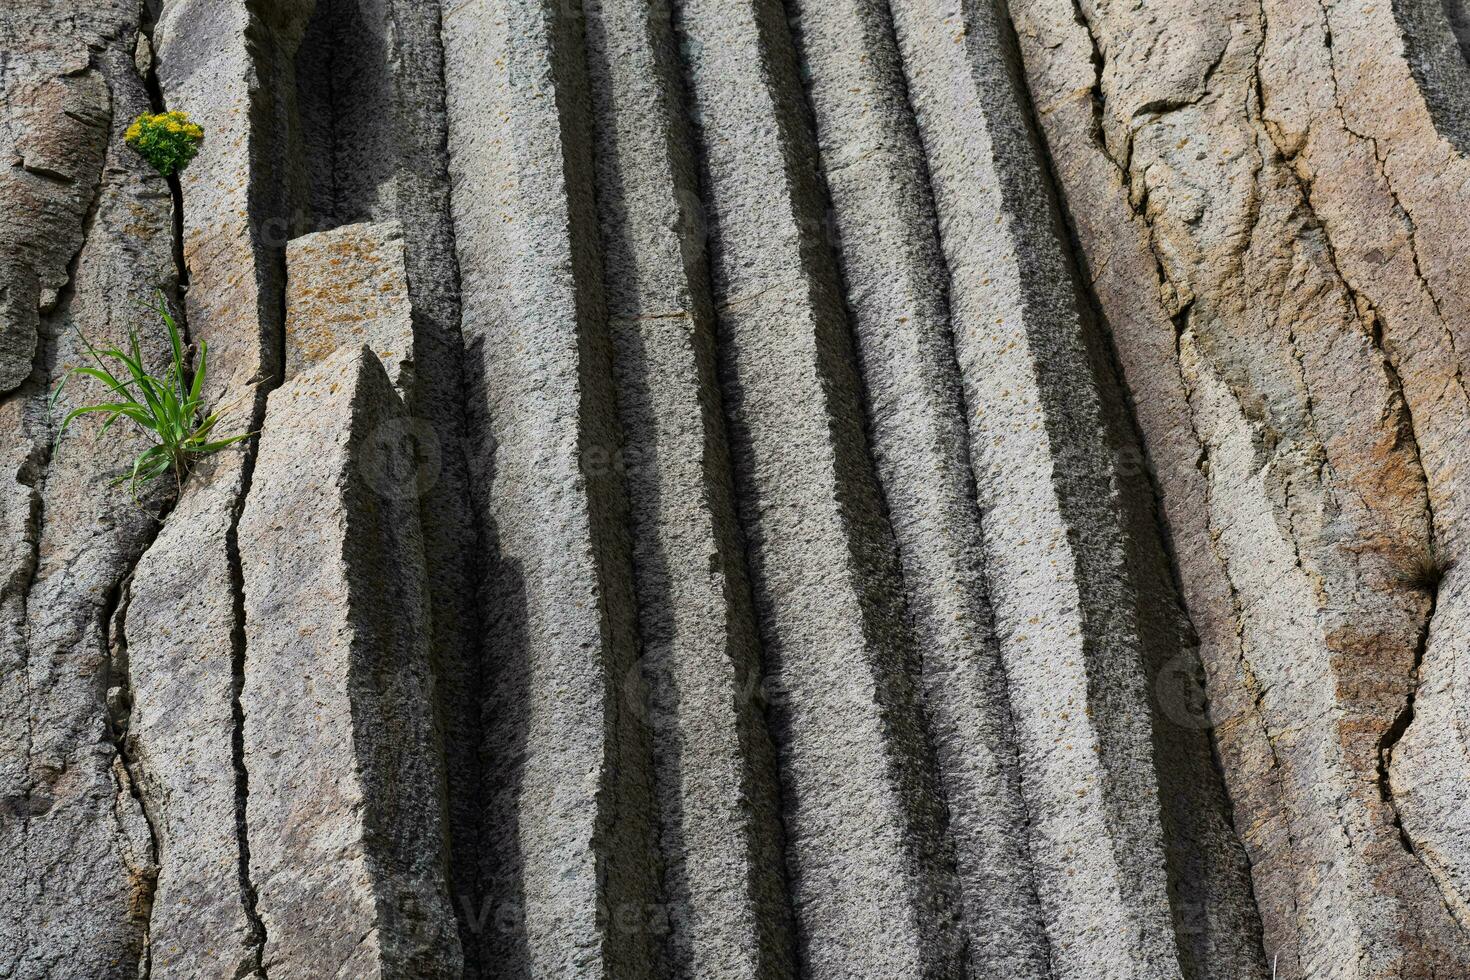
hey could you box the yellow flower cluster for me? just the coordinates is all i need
[125,110,203,141]
[124,111,205,176]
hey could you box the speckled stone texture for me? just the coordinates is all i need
[239,345,461,979]
[0,3,119,394]
[7,0,1470,976]
[285,220,414,388]
[0,3,178,977]
[121,2,312,978]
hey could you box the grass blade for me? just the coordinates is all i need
[189,340,208,403]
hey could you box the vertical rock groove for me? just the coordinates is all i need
[224,441,269,980]
[881,0,1257,974]
[782,0,1051,975]
[672,0,969,975]
[441,1,661,975]
[581,0,795,976]
[290,2,490,966]
[104,577,162,980]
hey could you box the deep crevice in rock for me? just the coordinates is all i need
[136,13,189,299]
[225,473,269,979]
[294,0,393,233]
[103,575,161,979]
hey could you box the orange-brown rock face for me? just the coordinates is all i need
[1009,0,1470,971]
[2,0,1468,977]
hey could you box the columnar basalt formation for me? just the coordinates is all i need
[582,1,793,976]
[239,345,461,979]
[5,0,1470,977]
[673,0,973,974]
[441,2,661,976]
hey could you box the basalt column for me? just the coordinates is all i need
[441,1,661,975]
[292,5,489,960]
[124,1,313,976]
[672,0,970,975]
[582,0,795,976]
[238,344,462,979]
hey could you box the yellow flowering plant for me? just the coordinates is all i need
[124,111,204,176]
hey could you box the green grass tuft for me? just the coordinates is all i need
[51,291,253,497]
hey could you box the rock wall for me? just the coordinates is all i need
[2,0,1469,977]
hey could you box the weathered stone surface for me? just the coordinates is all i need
[239,345,461,979]
[1009,0,1470,971]
[0,3,121,393]
[673,0,970,975]
[1252,0,1470,955]
[441,0,661,975]
[0,6,178,977]
[124,461,259,980]
[11,0,1470,975]
[785,1,1055,975]
[292,5,489,966]
[285,220,413,387]
[583,0,793,976]
[123,2,314,978]
[882,1,1255,975]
